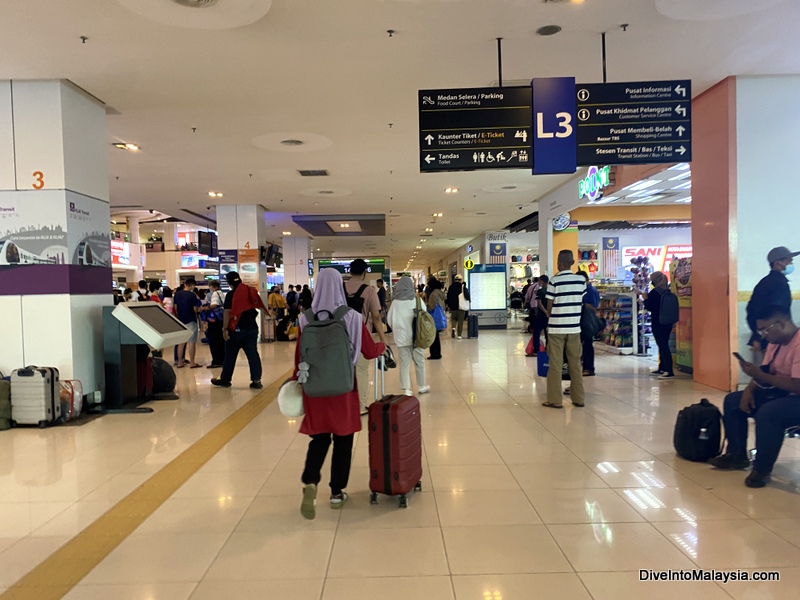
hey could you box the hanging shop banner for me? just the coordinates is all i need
[487,243,507,265]
[418,87,532,172]
[531,77,577,175]
[237,249,259,286]
[623,244,693,275]
[576,80,692,165]
[111,240,131,266]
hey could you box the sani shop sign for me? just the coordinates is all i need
[623,245,692,274]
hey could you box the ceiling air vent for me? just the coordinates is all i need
[172,0,219,8]
[298,170,329,177]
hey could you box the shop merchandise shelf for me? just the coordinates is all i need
[594,291,638,356]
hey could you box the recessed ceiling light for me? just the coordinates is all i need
[172,0,219,8]
[537,25,562,36]
[445,188,459,193]
[425,228,433,232]
[339,223,350,228]
[208,191,223,198]
[432,212,443,217]
[280,139,305,146]
[416,246,422,249]
[113,143,140,151]
[282,231,291,235]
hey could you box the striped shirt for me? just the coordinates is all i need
[545,271,586,335]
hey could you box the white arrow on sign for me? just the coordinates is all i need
[676,105,687,117]
[675,84,687,97]
[425,134,434,145]
[425,154,435,164]
[677,146,687,156]
[676,125,686,137]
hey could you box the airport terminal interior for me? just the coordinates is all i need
[2,1,800,599]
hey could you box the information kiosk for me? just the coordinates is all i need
[102,303,193,412]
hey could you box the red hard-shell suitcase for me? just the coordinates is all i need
[368,358,423,508]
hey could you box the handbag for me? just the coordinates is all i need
[277,379,304,418]
[458,289,470,312]
[580,304,606,339]
[752,346,789,404]
[430,304,447,331]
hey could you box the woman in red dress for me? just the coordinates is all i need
[296,268,386,519]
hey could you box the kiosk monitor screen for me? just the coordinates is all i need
[127,304,186,333]
[111,303,192,349]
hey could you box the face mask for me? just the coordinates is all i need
[785,264,795,276]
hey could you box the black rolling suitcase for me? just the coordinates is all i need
[467,314,479,339]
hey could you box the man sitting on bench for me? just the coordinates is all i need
[710,305,800,487]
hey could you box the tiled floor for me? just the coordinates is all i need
[2,327,800,599]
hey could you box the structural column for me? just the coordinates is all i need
[282,235,310,289]
[0,80,111,393]
[692,75,800,390]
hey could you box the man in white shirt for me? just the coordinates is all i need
[543,250,586,408]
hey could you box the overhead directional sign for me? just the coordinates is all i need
[418,87,532,172]
[575,80,692,165]
[532,77,577,175]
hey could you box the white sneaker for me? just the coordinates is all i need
[300,483,317,520]
[457,336,462,340]
[418,386,430,395]
[402,389,413,396]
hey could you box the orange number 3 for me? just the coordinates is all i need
[32,171,44,190]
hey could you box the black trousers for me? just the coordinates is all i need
[302,433,355,494]
[429,330,442,359]
[581,334,595,373]
[206,320,225,366]
[220,329,262,383]
[653,323,674,375]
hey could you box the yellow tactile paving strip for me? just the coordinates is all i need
[0,370,291,600]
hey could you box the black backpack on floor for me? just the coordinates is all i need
[673,398,722,462]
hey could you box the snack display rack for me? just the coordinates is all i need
[594,289,638,355]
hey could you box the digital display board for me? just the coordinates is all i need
[319,259,386,274]
[468,269,507,311]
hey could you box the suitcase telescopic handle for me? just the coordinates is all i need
[374,355,385,401]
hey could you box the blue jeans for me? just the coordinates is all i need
[722,391,800,474]
[220,329,262,383]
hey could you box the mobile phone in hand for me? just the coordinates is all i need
[732,352,745,362]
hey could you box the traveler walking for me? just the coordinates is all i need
[205,280,226,368]
[746,246,797,352]
[543,251,586,408]
[426,278,447,360]
[299,284,313,310]
[387,276,429,395]
[297,268,387,519]
[268,286,288,319]
[642,271,676,379]
[174,277,202,369]
[344,259,389,413]
[447,274,469,339]
[210,271,268,389]
[133,279,149,302]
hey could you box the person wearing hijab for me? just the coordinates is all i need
[387,276,430,396]
[297,268,386,519]
[642,271,675,379]
[426,278,447,360]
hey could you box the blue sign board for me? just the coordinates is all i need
[576,80,691,165]
[218,249,238,292]
[531,77,577,175]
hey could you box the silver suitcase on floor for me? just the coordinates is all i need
[10,366,61,427]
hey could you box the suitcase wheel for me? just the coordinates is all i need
[370,492,379,505]
[399,495,408,508]
[38,420,48,429]
[414,481,422,492]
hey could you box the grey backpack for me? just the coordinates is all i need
[298,306,355,397]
